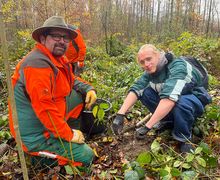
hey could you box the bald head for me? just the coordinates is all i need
[138,44,160,56]
[137,44,161,74]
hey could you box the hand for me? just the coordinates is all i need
[135,126,151,140]
[112,114,125,135]
[85,90,97,109]
[71,129,85,144]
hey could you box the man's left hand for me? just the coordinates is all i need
[136,126,151,140]
[85,90,97,109]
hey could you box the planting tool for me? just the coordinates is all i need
[122,113,152,134]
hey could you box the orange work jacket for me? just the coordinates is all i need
[9,43,93,151]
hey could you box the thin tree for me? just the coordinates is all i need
[0,6,29,180]
[156,0,161,32]
[206,0,213,36]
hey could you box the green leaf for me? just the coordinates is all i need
[194,147,203,154]
[195,157,206,167]
[2,115,8,121]
[134,166,145,179]
[130,161,139,169]
[99,171,107,178]
[173,160,182,167]
[64,165,74,175]
[171,168,181,177]
[186,153,195,162]
[130,161,145,179]
[182,163,191,169]
[92,105,99,118]
[124,170,139,180]
[181,171,197,180]
[200,142,211,154]
[99,103,109,109]
[136,152,151,165]
[206,156,218,168]
[97,109,105,120]
[164,165,171,173]
[150,140,161,153]
[166,155,174,162]
[122,163,131,172]
[159,169,169,177]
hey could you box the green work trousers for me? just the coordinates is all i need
[30,89,94,167]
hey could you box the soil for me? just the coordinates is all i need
[1,120,220,179]
[0,121,156,179]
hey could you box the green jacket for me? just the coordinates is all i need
[129,58,211,104]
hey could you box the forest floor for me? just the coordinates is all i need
[1,117,219,179]
[0,128,169,179]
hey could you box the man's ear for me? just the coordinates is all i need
[39,35,46,44]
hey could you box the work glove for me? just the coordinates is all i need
[135,126,151,140]
[71,129,85,144]
[85,90,97,109]
[112,114,125,135]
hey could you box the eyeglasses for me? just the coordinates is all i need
[48,33,71,43]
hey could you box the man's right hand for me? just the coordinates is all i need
[112,114,125,135]
[71,129,85,144]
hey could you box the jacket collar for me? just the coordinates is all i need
[35,43,68,68]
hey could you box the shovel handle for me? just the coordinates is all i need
[121,113,152,134]
[136,113,152,127]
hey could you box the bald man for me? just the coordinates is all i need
[112,44,211,153]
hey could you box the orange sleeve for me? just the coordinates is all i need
[74,29,86,62]
[24,67,73,141]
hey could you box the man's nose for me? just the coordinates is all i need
[59,37,66,43]
[144,60,150,67]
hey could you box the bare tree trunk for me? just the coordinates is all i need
[164,0,170,31]
[206,0,213,36]
[214,1,220,37]
[0,7,29,180]
[203,0,207,32]
[169,0,174,30]
[150,0,154,34]
[156,0,161,32]
[22,0,29,28]
[197,0,202,32]
[183,0,188,31]
[131,0,136,38]
[127,4,132,40]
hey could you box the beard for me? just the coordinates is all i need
[52,43,67,57]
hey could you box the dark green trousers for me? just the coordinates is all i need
[30,89,94,167]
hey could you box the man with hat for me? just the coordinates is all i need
[9,16,97,167]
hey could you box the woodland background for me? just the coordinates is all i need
[1,0,220,49]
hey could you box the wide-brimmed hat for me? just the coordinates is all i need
[32,16,77,42]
